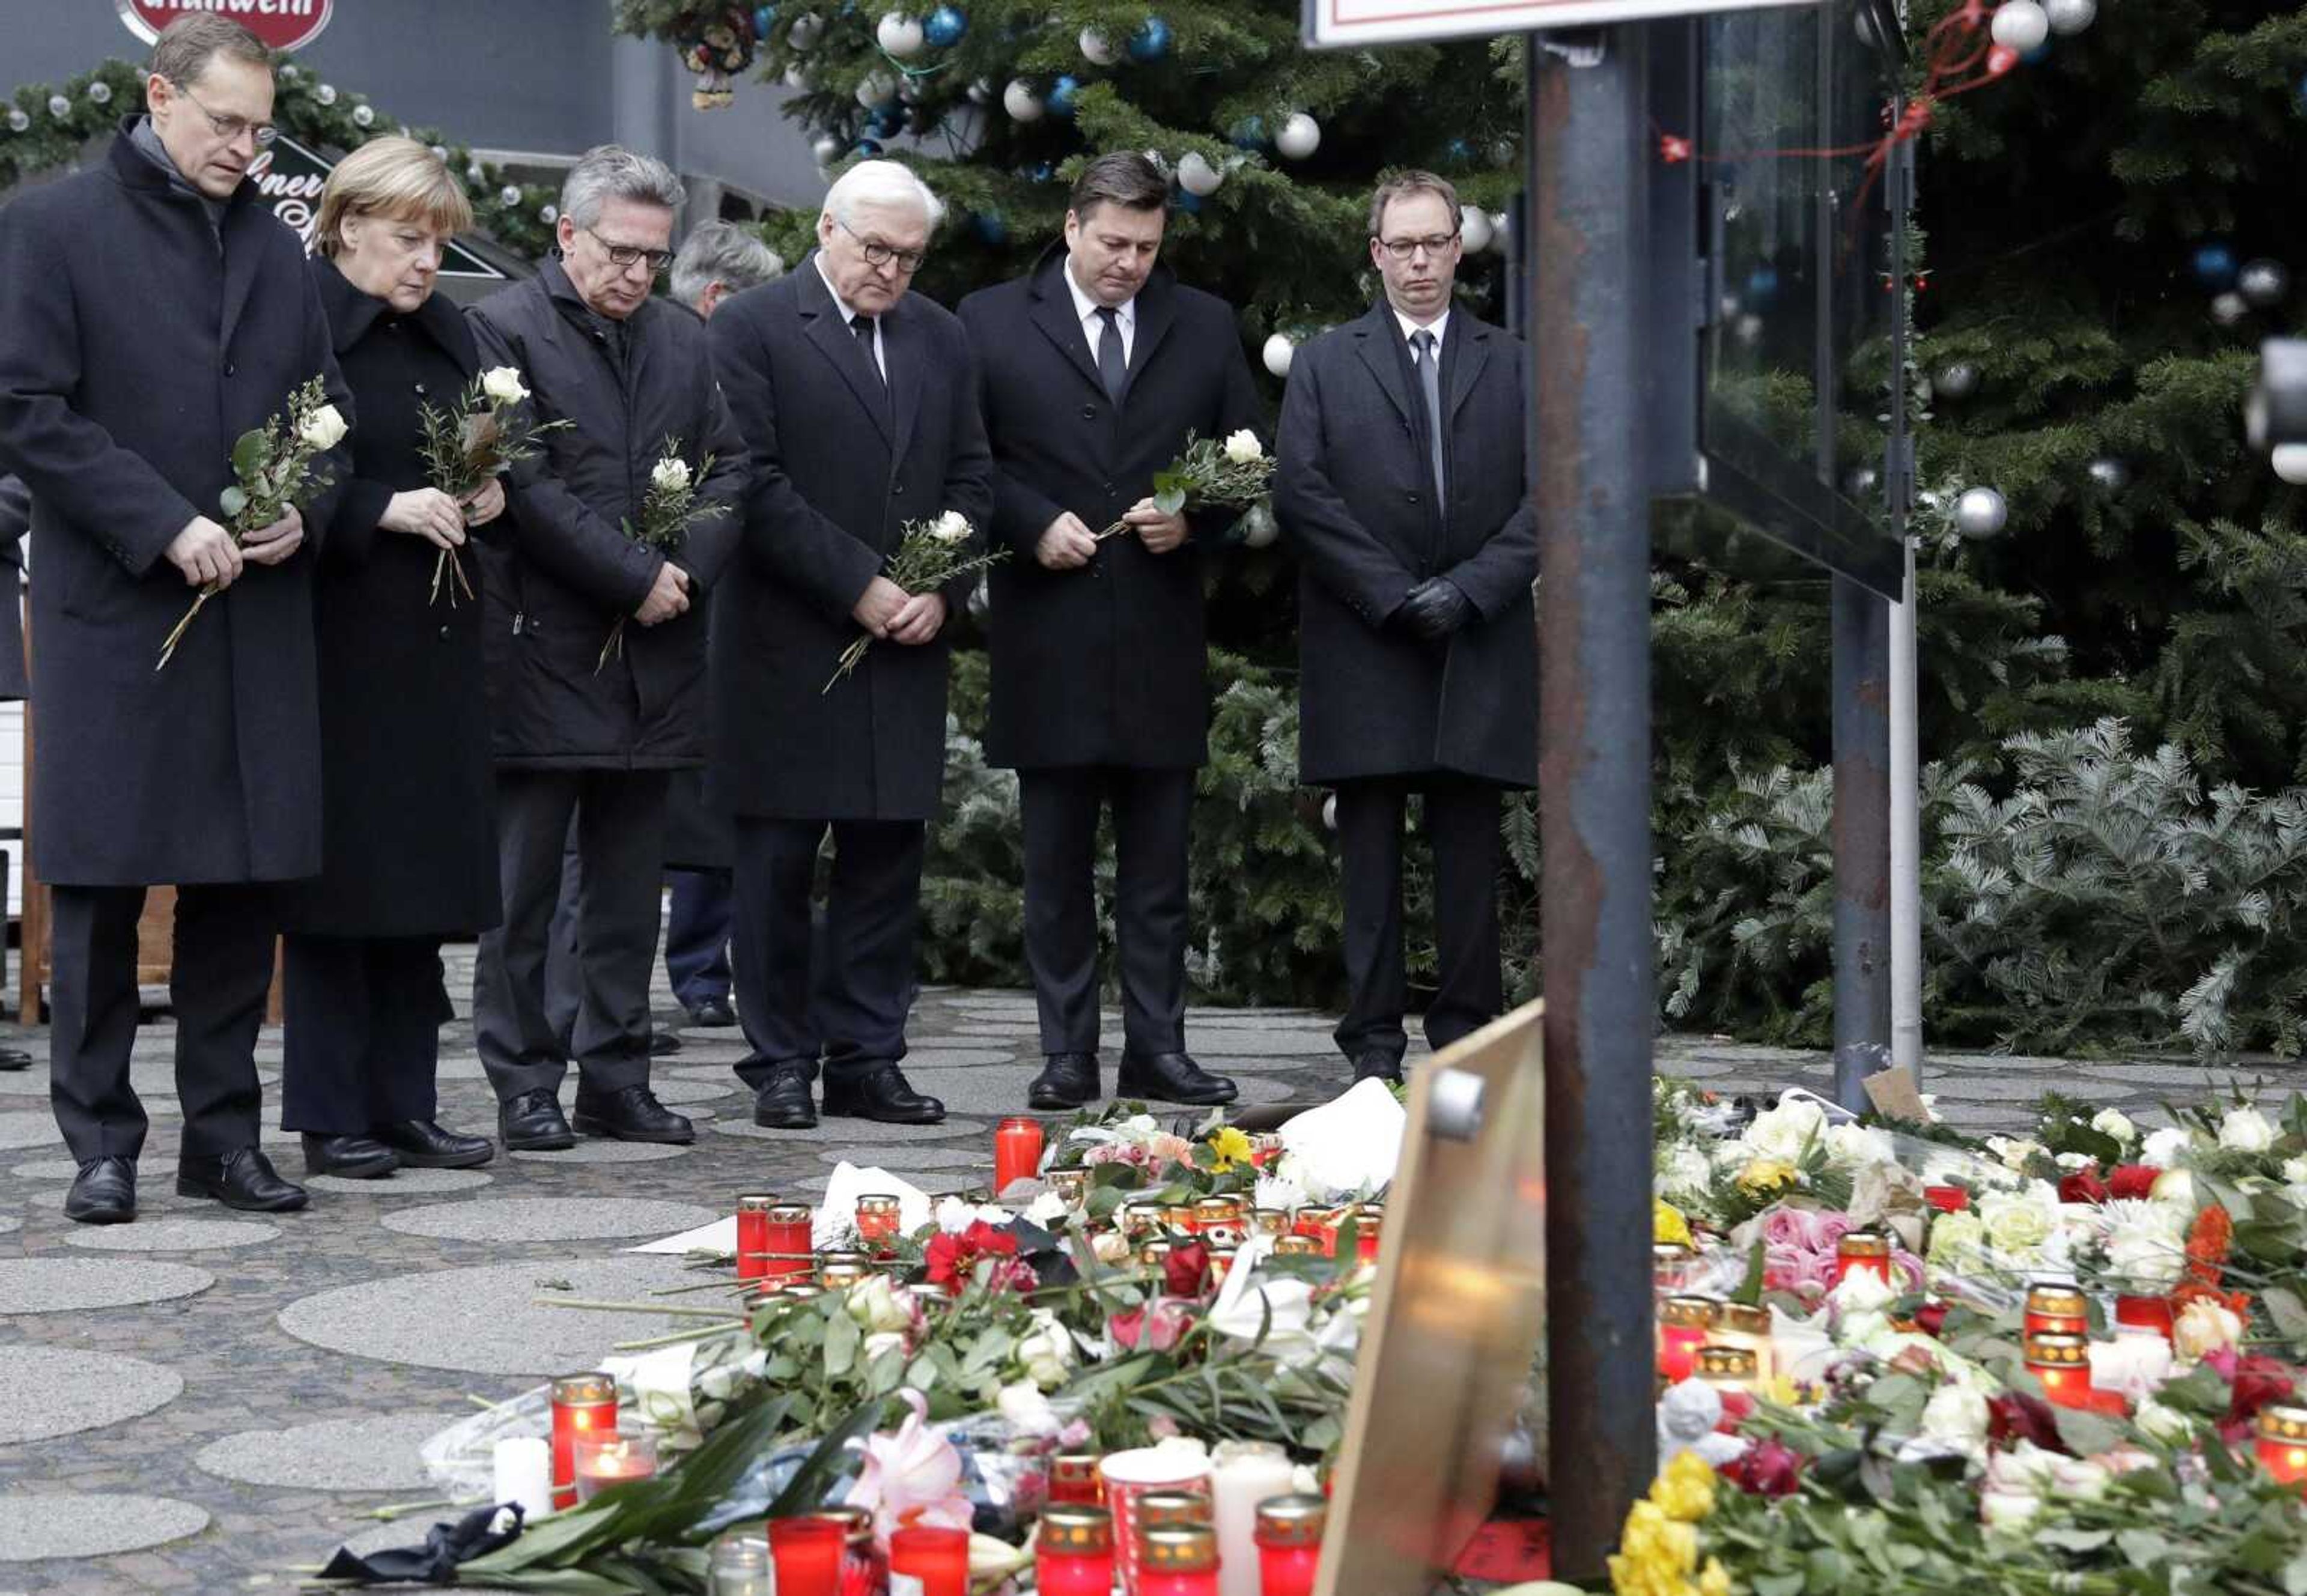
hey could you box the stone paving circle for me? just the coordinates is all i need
[710,1114,992,1143]
[0,1347,184,1445]
[195,1412,464,1493]
[512,1140,695,1165]
[0,1258,214,1314]
[63,1217,279,1252]
[307,1166,498,1195]
[634,1076,737,1105]
[7,1157,80,1180]
[0,1111,62,1151]
[0,1494,211,1561]
[818,1146,988,1171]
[380,1196,720,1243]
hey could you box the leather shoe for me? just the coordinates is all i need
[1117,1051,1238,1106]
[1349,1051,1405,1087]
[375,1119,495,1169]
[684,997,738,1028]
[752,1067,818,1129]
[1028,1051,1100,1111]
[300,1133,400,1179]
[824,1063,946,1125]
[0,1046,29,1072]
[649,1031,684,1057]
[500,1088,576,1151]
[64,1156,136,1225]
[177,1146,308,1212]
[574,1084,695,1144]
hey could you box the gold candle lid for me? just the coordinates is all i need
[1052,1452,1101,1485]
[1251,1207,1292,1234]
[817,1263,872,1287]
[773,1281,825,1299]
[1164,1203,1199,1231]
[816,1248,874,1266]
[855,1194,902,1213]
[1659,1294,1722,1329]
[1654,1240,1695,1261]
[2259,1403,2307,1442]
[1135,1490,1211,1528]
[1140,1523,1218,1572]
[2026,1282,2088,1317]
[1695,1344,1758,1381]
[1274,1234,1323,1257]
[767,1202,812,1224]
[2023,1331,2090,1368]
[1716,1302,1771,1337]
[550,1371,616,1405]
[1038,1502,1114,1553]
[1838,1230,1891,1258]
[736,1192,780,1213]
[800,1504,874,1547]
[907,1281,955,1302]
[1255,1493,1328,1547]
[1140,1238,1176,1266]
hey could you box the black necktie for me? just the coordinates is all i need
[851,314,883,386]
[1411,329,1445,506]
[1095,306,1126,403]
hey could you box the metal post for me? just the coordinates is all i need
[1533,22,1655,1581]
[1885,128,1924,1080]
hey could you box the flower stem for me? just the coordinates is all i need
[613,1320,744,1352]
[532,1297,736,1318]
[596,618,625,673]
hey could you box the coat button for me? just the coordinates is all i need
[1080,404,1096,420]
[438,625,451,641]
[1406,491,1421,503]
[222,362,236,377]
[892,482,905,494]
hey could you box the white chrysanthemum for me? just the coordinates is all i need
[1825,1122,1896,1169]
[2099,1198,2187,1290]
[1742,1097,1828,1163]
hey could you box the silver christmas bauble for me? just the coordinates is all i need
[1458,205,1493,253]
[2087,456,2129,493]
[876,13,925,57]
[1989,0,2049,52]
[88,81,113,106]
[966,573,991,622]
[1239,502,1280,549]
[786,11,824,50]
[5,108,29,134]
[2275,445,2307,486]
[856,70,898,108]
[1954,485,2009,538]
[1002,79,1044,123]
[2044,0,2096,34]
[1321,793,1338,831]
[46,95,70,119]
[351,103,375,127]
[1078,25,1117,65]
[2212,291,2250,326]
[1262,332,1295,378]
[500,186,523,208]
[1177,152,1223,197]
[430,144,451,163]
[810,132,843,166]
[967,77,995,105]
[1275,112,1322,161]
[1845,464,1880,499]
[538,204,559,225]
[316,83,338,105]
[1935,361,1981,400]
[783,64,812,89]
[1489,209,1512,255]
[2239,259,2291,309]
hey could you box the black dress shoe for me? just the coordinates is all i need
[823,1063,946,1125]
[1028,1051,1101,1111]
[64,1156,136,1225]
[500,1088,576,1151]
[1349,1051,1405,1087]
[0,1046,30,1072]
[684,997,738,1028]
[573,1084,695,1144]
[375,1119,495,1169]
[649,1031,684,1057]
[1117,1051,1239,1106]
[299,1133,401,1179]
[177,1146,309,1212]
[752,1067,818,1129]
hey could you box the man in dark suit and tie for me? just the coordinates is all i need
[958,153,1263,1111]
[709,161,992,1129]
[1274,170,1537,1085]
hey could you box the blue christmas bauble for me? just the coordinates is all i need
[1047,74,1081,117]
[1026,160,1055,183]
[2021,40,2050,64]
[923,5,967,46]
[1444,137,1476,169]
[974,210,1008,244]
[1745,265,1780,305]
[753,5,776,38]
[851,137,884,156]
[1129,15,1172,61]
[2193,242,2239,290]
[1174,189,1202,213]
[1228,115,1266,149]
[869,105,904,138]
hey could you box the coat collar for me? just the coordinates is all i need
[1024,242,1178,409]
[796,250,896,445]
[311,254,479,374]
[104,117,257,214]
[1348,297,1494,423]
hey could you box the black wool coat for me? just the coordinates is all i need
[1274,302,1538,789]
[274,259,500,938]
[0,127,350,885]
[468,257,744,771]
[957,249,1264,771]
[0,476,29,702]
[706,256,993,822]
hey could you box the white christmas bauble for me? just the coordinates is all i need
[810,132,844,166]
[784,64,812,89]
[499,185,523,207]
[1489,210,1512,254]
[44,94,70,118]
[5,108,28,133]
[2044,0,2096,34]
[1002,79,1044,122]
[1733,312,1763,346]
[967,573,991,622]
[316,82,338,105]
[1321,793,1338,831]
[88,81,114,106]
[1079,26,1118,65]
[1239,502,1280,549]
[2087,457,2129,493]
[1935,361,1980,400]
[1459,205,1493,254]
[1262,332,1295,378]
[539,204,559,225]
[856,70,898,108]
[2211,291,2249,326]
[877,13,925,56]
[1954,485,2009,538]
[968,77,995,105]
[786,11,824,50]
[351,102,375,127]
[1275,112,1322,161]
[1845,464,1880,499]
[1989,0,2049,52]
[2275,444,2307,486]
[1177,151,1223,196]
[2239,259,2291,309]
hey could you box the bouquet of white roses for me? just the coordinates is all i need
[157,375,345,669]
[597,439,727,672]
[823,509,1008,692]
[1093,427,1271,542]
[416,365,568,606]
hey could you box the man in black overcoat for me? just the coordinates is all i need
[708,160,992,1130]
[1274,171,1537,1084]
[0,479,32,1074]
[467,145,744,1152]
[957,153,1261,1111]
[0,17,353,1222]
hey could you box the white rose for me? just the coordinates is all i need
[862,1329,910,1363]
[929,510,971,544]
[1743,1099,1829,1163]
[2150,1169,2197,1211]
[1918,1383,1989,1451]
[2142,1126,2193,1169]
[2054,1151,2096,1171]
[2047,1454,2112,1503]
[1222,428,1263,464]
[996,1380,1062,1437]
[2173,1300,2243,1362]
[651,455,691,494]
[1089,1230,1133,1266]
[844,1274,913,1334]
[481,366,529,406]
[2134,1398,2192,1445]
[1979,1488,2043,1537]
[2219,1106,2276,1154]
[1976,1185,2061,1261]
[297,403,348,452]
[1830,1266,1897,1318]
[1826,1123,1895,1170]
[1016,1309,1076,1390]
[1024,1191,1070,1227]
[2092,1108,2138,1147]
[1986,1135,2049,1173]
[1927,1211,1986,1271]
[2101,1199,2187,1290]
[935,1195,1008,1233]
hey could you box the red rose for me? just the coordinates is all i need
[2228,1355,2300,1427]
[1109,1298,1192,1352]
[1912,1300,1950,1338]
[2058,1167,2109,1204]
[2108,1165,2160,1200]
[1986,1391,2067,1453]
[1722,1436,1803,1497]
[1164,1241,1213,1298]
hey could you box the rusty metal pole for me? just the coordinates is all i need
[1533,20,1655,1581]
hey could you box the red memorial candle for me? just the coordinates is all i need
[764,1201,814,1281]
[2116,1293,2175,1341]
[1050,1452,1105,1506]
[2023,1332,2092,1408]
[855,1194,902,1245]
[1657,1294,1719,1383]
[548,1371,618,1511]
[1352,1204,1384,1265]
[1924,1184,1969,1213]
[2023,1282,2088,1339]
[889,1524,971,1596]
[1833,1230,1894,1288]
[1139,1524,1221,1596]
[1254,1493,1327,1596]
[735,1192,779,1282]
[800,1506,877,1595]
[2258,1403,2307,1487]
[1036,1503,1117,1596]
[994,1115,1046,1194]
[767,1516,847,1596]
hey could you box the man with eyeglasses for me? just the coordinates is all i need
[707,160,991,1130]
[466,145,745,1154]
[0,15,354,1222]
[1274,169,1536,1087]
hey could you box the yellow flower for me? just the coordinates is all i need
[1650,1451,1717,1523]
[1619,1500,1698,1576]
[1735,1158,1797,1195]
[1698,1557,1733,1596]
[1655,1198,1694,1249]
[1206,1126,1255,1173]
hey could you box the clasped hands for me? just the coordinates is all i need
[1395,575,1474,643]
[1035,498,1188,570]
[851,574,946,645]
[168,479,513,591]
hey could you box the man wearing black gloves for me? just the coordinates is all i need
[1274,170,1537,1085]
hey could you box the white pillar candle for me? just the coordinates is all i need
[493,1436,554,1525]
[1210,1440,1296,1596]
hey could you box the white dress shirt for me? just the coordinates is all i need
[815,252,886,380]
[1394,305,1451,354]
[1065,259,1137,368]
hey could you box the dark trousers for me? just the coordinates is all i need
[1333,777,1505,1066]
[49,882,274,1165]
[731,817,922,1091]
[664,867,734,1008]
[475,768,669,1102]
[281,935,451,1134]
[1018,765,1193,1057]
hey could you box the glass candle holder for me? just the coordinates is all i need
[855,1194,903,1244]
[1051,1452,1105,1505]
[1272,1234,1322,1258]
[1653,1241,1697,1293]
[1923,1184,1969,1213]
[708,1529,773,1596]
[1164,1202,1199,1237]
[767,1516,847,1596]
[1140,1523,1221,1596]
[1254,1493,1327,1596]
[1140,1237,1178,1269]
[548,1372,618,1511]
[1695,1343,1758,1395]
[764,1201,813,1280]
[1135,1489,1212,1531]
[571,1428,658,1503]
[735,1192,781,1282]
[1351,1204,1384,1264]
[1250,1207,1292,1239]
[1037,1503,1116,1596]
[1194,1197,1245,1245]
[1122,1200,1168,1238]
[2023,1331,2092,1407]
[995,1115,1047,1193]
[2258,1403,2307,1486]
[2116,1293,2175,1341]
[816,1248,875,1289]
[2024,1282,2089,1338]
[1656,1294,1721,1383]
[1834,1230,1894,1288]
[801,1506,877,1592]
[1712,1301,1774,1380]
[890,1523,971,1596]
[1209,1245,1239,1286]
[1049,1167,1090,1207]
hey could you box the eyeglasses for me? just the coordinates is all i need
[169,79,276,147]
[580,225,675,274]
[1375,232,1461,261]
[838,218,926,275]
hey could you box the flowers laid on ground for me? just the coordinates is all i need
[597,438,726,670]
[415,364,568,605]
[824,510,1008,691]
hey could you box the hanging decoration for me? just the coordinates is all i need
[676,6,756,109]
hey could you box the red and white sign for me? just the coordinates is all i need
[1304,0,1808,47]
[117,0,336,52]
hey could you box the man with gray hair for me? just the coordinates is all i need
[468,144,746,1153]
[708,159,991,1129]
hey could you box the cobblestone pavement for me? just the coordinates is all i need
[1,948,2302,1592]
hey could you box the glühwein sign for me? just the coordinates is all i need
[117,0,335,52]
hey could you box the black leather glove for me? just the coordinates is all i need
[1396,576,1474,642]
